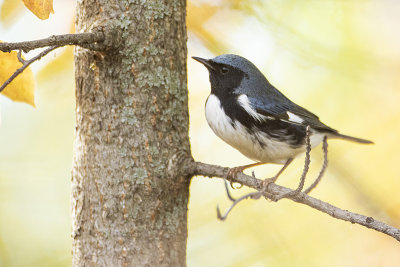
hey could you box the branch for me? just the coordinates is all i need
[0,32,106,93]
[0,46,59,93]
[0,32,105,53]
[190,161,400,242]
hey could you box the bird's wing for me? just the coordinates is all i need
[247,95,337,133]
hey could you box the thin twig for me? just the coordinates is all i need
[217,180,262,221]
[0,32,106,93]
[191,161,400,242]
[17,50,25,63]
[293,125,312,193]
[305,136,328,194]
[224,179,237,202]
[274,126,312,200]
[0,32,105,53]
[0,46,59,93]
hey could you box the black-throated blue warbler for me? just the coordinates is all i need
[193,54,372,180]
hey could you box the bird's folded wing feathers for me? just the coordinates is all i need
[247,95,337,133]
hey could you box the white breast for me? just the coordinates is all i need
[205,94,324,164]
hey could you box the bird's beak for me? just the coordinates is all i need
[192,56,215,71]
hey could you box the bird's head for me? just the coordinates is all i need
[193,54,268,97]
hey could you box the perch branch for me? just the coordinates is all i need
[190,161,400,242]
[0,32,105,53]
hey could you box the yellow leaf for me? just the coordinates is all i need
[0,50,35,107]
[0,0,24,26]
[22,0,54,20]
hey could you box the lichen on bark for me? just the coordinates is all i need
[72,1,190,266]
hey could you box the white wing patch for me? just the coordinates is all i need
[287,112,304,124]
[237,94,268,122]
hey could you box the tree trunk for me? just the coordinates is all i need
[71,1,190,266]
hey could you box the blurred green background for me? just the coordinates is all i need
[1,0,400,266]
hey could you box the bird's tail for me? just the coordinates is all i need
[329,132,373,144]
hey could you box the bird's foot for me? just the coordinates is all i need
[261,171,306,201]
[256,158,294,200]
[257,176,281,201]
[227,166,247,189]
[260,176,277,190]
[227,166,246,180]
[227,162,267,182]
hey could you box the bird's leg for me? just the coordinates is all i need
[260,158,293,189]
[227,162,267,180]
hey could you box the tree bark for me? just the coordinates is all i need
[71,1,190,266]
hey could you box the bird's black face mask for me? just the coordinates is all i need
[192,56,246,98]
[208,63,246,98]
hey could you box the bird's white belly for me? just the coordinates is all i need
[205,94,324,164]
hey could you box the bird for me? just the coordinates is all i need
[193,54,373,183]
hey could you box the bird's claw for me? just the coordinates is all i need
[260,177,276,189]
[227,166,246,189]
[230,181,243,189]
[227,166,245,180]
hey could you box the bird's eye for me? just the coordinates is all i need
[220,67,229,75]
